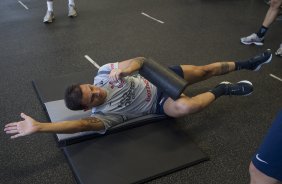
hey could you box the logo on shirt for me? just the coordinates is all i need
[118,79,135,107]
[143,79,152,102]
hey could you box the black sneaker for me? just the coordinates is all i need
[220,80,253,96]
[247,49,272,71]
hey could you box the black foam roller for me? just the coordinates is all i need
[139,58,188,100]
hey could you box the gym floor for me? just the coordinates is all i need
[1,0,281,183]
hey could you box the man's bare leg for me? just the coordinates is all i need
[163,92,215,118]
[180,62,235,85]
[179,49,272,85]
[249,162,281,184]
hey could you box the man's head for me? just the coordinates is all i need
[64,84,107,110]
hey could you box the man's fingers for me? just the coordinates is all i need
[20,112,28,119]
[4,126,18,131]
[5,130,19,134]
[4,122,18,128]
[11,134,23,139]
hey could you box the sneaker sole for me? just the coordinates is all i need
[68,12,77,17]
[275,52,282,57]
[43,16,55,23]
[253,53,272,71]
[219,81,231,85]
[241,40,264,46]
[237,80,253,96]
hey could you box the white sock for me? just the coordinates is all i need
[47,1,53,12]
[68,0,75,6]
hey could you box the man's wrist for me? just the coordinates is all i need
[34,121,43,133]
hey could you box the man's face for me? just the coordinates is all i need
[80,84,107,109]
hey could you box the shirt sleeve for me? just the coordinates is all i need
[94,62,118,86]
[98,62,118,75]
[91,113,125,133]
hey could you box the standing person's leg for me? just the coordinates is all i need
[249,162,281,184]
[241,0,282,46]
[262,0,282,27]
[43,0,55,23]
[266,0,282,57]
[68,0,77,17]
[249,109,282,184]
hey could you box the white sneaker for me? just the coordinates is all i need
[68,4,77,17]
[240,33,264,46]
[43,11,55,23]
[275,44,282,57]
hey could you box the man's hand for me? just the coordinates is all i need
[4,113,40,139]
[109,68,126,82]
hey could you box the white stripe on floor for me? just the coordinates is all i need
[270,74,282,82]
[141,12,164,24]
[18,1,29,10]
[84,55,100,69]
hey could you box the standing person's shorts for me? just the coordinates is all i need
[156,65,184,115]
[252,109,282,181]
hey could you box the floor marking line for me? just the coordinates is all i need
[141,12,164,24]
[18,1,29,10]
[84,55,100,69]
[270,74,282,82]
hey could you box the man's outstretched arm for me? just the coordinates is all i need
[4,113,105,139]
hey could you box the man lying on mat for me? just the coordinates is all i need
[4,49,272,138]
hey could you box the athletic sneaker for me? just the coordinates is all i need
[275,44,282,57]
[246,49,272,71]
[240,33,264,46]
[68,4,77,17]
[220,80,253,96]
[43,11,55,23]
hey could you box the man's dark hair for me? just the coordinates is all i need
[64,84,85,110]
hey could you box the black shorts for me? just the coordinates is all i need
[155,65,184,115]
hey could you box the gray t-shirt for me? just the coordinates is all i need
[91,62,158,131]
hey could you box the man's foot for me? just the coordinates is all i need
[240,33,264,46]
[275,44,282,57]
[68,4,77,17]
[219,80,253,96]
[246,49,272,71]
[43,11,55,23]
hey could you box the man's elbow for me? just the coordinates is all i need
[134,57,146,66]
[79,119,105,132]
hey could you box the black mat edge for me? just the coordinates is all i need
[57,116,169,147]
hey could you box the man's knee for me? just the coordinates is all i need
[249,162,261,184]
[249,162,257,176]
[249,162,281,184]
[173,100,201,116]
